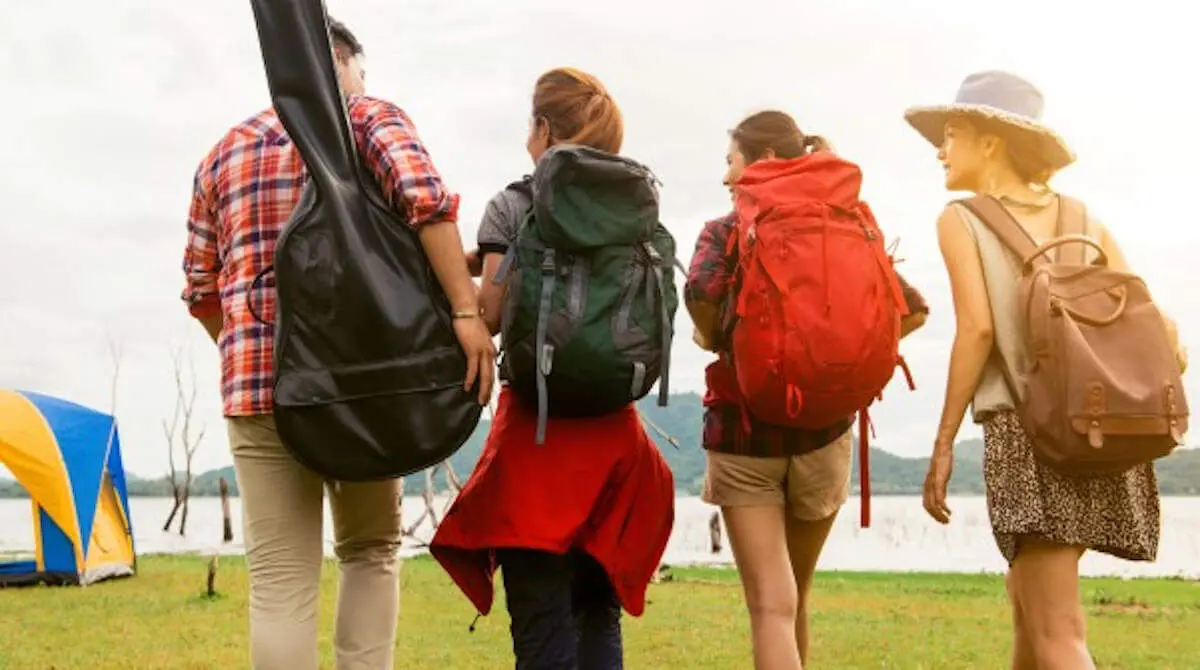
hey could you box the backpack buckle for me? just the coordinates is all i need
[540,343,555,376]
[642,242,662,265]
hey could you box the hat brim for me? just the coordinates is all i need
[903,103,1076,171]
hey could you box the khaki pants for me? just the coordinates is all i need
[227,415,403,670]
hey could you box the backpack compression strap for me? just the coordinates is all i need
[644,243,672,407]
[534,249,557,444]
[858,411,873,528]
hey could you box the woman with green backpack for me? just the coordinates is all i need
[430,67,676,669]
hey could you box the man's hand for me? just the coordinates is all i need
[414,222,495,404]
[453,315,495,405]
[198,313,223,345]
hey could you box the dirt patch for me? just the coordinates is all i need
[1093,600,1156,614]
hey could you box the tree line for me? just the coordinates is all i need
[5,391,1199,499]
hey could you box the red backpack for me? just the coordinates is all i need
[727,152,913,527]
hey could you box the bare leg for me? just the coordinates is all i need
[1009,538,1094,670]
[723,505,803,670]
[1005,568,1038,670]
[784,512,837,665]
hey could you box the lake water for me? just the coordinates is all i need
[3,496,1198,578]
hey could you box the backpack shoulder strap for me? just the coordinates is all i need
[506,175,534,199]
[1055,194,1090,265]
[956,195,1041,267]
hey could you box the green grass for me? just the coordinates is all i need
[1,555,1198,669]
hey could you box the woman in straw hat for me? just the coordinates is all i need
[905,70,1185,668]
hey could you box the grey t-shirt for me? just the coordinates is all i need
[477,179,533,254]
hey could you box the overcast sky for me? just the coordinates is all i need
[1,0,1194,478]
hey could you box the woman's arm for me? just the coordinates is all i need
[932,204,995,450]
[901,312,928,338]
[923,204,994,523]
[895,272,930,339]
[479,252,506,336]
[685,301,721,351]
[684,215,736,351]
[475,190,527,337]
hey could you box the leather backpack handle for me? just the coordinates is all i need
[248,0,361,189]
[1024,234,1109,270]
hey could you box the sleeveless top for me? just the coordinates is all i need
[952,201,1101,424]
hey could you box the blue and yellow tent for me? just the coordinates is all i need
[0,390,136,587]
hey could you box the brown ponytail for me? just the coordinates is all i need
[532,67,624,154]
[731,110,831,163]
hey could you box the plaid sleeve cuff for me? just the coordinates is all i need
[185,293,221,319]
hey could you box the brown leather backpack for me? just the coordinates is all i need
[959,194,1188,476]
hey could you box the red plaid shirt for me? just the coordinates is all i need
[181,94,461,417]
[685,213,930,457]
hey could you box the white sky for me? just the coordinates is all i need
[1,0,1195,477]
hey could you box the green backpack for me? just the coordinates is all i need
[494,144,682,443]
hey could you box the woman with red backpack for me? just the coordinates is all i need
[685,110,929,669]
[429,67,676,669]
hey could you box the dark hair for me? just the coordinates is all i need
[969,116,1058,186]
[532,67,624,154]
[328,17,363,61]
[730,110,831,163]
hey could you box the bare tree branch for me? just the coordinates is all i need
[162,346,184,532]
[102,331,134,548]
[422,468,439,530]
[162,369,182,481]
[178,348,203,536]
[104,330,124,416]
[402,505,431,537]
[444,461,463,493]
[161,342,205,536]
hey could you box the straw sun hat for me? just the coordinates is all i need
[903,70,1075,171]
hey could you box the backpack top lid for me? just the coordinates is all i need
[530,143,661,251]
[733,152,864,214]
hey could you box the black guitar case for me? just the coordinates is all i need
[246,0,483,481]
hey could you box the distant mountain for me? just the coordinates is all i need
[3,393,1199,497]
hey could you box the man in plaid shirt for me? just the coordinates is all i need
[180,19,493,670]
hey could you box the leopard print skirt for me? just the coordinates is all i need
[983,411,1161,565]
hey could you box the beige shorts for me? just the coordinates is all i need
[701,428,853,521]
